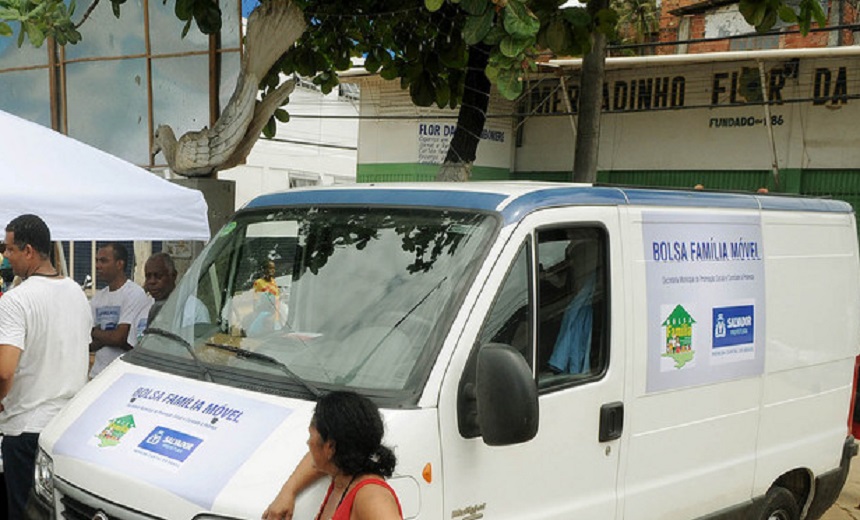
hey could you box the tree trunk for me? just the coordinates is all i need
[436,43,492,182]
[573,1,608,183]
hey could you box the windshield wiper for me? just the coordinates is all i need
[204,342,322,398]
[143,327,213,382]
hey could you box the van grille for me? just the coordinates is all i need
[54,478,163,520]
[60,494,102,519]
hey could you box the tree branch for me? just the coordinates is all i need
[74,0,101,30]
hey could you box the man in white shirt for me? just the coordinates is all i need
[0,214,92,519]
[89,243,152,377]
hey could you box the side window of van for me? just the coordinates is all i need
[476,243,532,369]
[459,243,531,438]
[536,227,609,389]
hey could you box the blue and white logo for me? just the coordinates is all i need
[138,426,202,463]
[712,305,754,348]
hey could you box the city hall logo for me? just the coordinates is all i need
[95,414,136,448]
[138,426,203,463]
[713,305,754,348]
[662,304,696,369]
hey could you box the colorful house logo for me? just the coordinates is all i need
[95,414,136,448]
[662,304,696,369]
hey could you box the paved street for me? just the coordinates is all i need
[823,457,860,520]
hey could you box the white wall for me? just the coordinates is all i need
[514,53,860,173]
[220,81,359,209]
[357,77,516,170]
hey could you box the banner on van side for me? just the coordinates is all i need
[643,212,765,393]
[53,373,294,509]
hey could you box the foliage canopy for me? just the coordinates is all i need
[0,0,828,138]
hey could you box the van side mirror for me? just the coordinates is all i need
[476,343,539,446]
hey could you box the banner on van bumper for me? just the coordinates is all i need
[53,373,294,509]
[643,212,765,392]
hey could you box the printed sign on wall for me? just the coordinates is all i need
[417,122,507,165]
[54,373,294,509]
[643,211,766,392]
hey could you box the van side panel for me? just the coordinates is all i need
[621,208,762,520]
[753,211,860,496]
[621,207,859,520]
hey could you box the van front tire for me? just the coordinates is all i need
[760,486,800,520]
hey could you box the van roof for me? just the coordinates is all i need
[243,182,853,225]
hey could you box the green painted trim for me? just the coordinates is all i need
[357,163,511,183]
[599,170,778,193]
[356,166,860,212]
[781,169,803,194]
[513,171,575,182]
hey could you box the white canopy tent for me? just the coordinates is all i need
[0,110,210,241]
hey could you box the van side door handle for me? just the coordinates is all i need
[599,401,624,442]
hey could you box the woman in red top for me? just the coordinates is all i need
[262,391,402,520]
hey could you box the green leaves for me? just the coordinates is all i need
[0,0,81,47]
[737,0,819,34]
[438,34,467,68]
[263,107,291,138]
[594,8,618,35]
[274,108,290,123]
[262,116,277,139]
[365,47,391,74]
[739,0,765,27]
[175,0,193,21]
[463,6,493,44]
[495,66,523,99]
[410,73,437,107]
[166,0,221,36]
[545,18,570,53]
[425,0,444,12]
[456,0,543,100]
[191,0,221,34]
[312,70,339,94]
[777,4,797,23]
[461,0,489,16]
[799,0,826,30]
[500,33,533,57]
[540,8,594,56]
[503,0,540,36]
[23,19,43,45]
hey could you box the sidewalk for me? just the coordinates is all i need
[822,457,860,520]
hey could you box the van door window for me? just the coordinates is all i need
[459,226,609,435]
[476,243,532,369]
[536,227,609,389]
[460,242,531,437]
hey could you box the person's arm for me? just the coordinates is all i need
[352,483,403,520]
[90,324,132,351]
[262,452,326,520]
[0,344,22,411]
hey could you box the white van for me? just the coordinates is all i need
[32,183,860,520]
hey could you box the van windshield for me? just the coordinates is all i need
[131,206,497,402]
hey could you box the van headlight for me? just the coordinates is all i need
[34,449,54,503]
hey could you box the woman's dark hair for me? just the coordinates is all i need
[313,391,397,477]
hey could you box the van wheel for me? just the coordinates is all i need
[760,486,799,520]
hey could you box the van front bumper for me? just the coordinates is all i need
[25,488,52,520]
